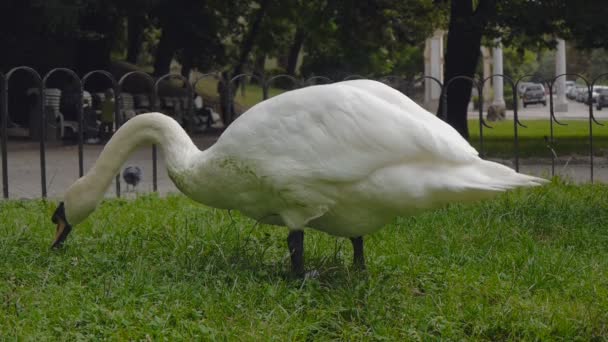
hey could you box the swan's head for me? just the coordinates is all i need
[50,179,100,248]
[51,202,72,248]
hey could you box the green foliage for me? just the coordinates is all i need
[299,0,442,78]
[1,183,608,339]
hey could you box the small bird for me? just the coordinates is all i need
[51,80,547,275]
[122,166,142,192]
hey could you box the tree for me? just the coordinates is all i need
[437,0,608,139]
[299,0,440,79]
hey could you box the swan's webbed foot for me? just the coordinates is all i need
[287,230,305,276]
[350,236,366,270]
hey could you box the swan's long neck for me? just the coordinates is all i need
[64,113,204,223]
[92,112,198,184]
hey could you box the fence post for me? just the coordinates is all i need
[119,71,156,192]
[43,68,84,178]
[114,83,122,197]
[477,84,485,158]
[1,72,7,198]
[39,75,47,198]
[229,74,265,123]
[512,82,520,172]
[154,73,196,192]
[83,70,121,196]
[590,74,608,184]
[7,67,46,198]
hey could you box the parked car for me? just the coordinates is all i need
[589,86,608,105]
[567,84,581,100]
[576,86,589,103]
[517,82,535,97]
[596,88,608,110]
[522,83,546,107]
[565,80,575,95]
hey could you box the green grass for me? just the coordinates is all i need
[469,119,608,158]
[1,181,608,339]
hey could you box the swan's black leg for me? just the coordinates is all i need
[287,230,304,275]
[350,236,365,270]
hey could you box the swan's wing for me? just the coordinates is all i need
[341,79,479,158]
[216,80,479,183]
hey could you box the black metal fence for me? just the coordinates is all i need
[0,67,606,199]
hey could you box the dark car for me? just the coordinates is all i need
[522,84,546,107]
[596,88,608,110]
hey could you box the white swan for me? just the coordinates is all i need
[51,79,547,274]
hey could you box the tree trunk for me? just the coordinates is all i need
[221,0,270,124]
[253,52,266,77]
[127,15,145,65]
[153,25,176,76]
[286,28,305,76]
[437,0,493,140]
[231,0,271,81]
[180,49,193,79]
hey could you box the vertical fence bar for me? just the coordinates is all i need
[119,71,156,193]
[192,73,222,130]
[115,83,122,197]
[152,144,158,191]
[226,75,234,125]
[151,83,158,193]
[43,68,84,196]
[39,80,47,197]
[590,74,608,184]
[186,83,194,134]
[229,74,265,124]
[262,79,269,100]
[153,73,196,192]
[548,82,555,177]
[588,86,594,183]
[1,73,8,198]
[83,70,120,197]
[478,85,485,158]
[5,67,45,198]
[77,84,84,177]
[503,81,519,170]
[512,84,520,172]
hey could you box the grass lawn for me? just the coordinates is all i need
[194,77,289,108]
[469,119,608,158]
[1,181,608,339]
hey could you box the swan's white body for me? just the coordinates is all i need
[63,80,546,237]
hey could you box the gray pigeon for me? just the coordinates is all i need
[122,166,142,192]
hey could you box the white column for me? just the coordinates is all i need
[555,38,568,112]
[482,47,492,104]
[492,42,505,108]
[424,30,444,112]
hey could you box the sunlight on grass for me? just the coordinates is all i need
[1,181,607,339]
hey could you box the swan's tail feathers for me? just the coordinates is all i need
[467,160,549,193]
[428,160,549,205]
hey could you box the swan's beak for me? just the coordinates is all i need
[51,202,72,249]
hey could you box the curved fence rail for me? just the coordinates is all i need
[0,67,605,199]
